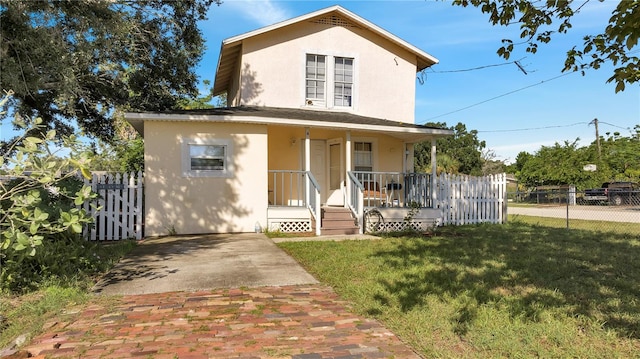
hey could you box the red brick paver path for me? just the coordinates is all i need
[24,285,420,358]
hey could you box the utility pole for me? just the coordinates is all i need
[589,118,601,162]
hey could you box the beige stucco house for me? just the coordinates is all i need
[126,5,453,237]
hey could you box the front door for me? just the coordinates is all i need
[309,140,327,204]
[326,138,344,206]
[307,139,344,206]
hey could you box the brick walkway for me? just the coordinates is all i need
[23,285,420,358]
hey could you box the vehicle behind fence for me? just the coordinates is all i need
[507,188,640,235]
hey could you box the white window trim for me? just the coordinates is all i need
[351,137,378,172]
[333,56,354,109]
[181,138,234,178]
[302,51,357,111]
[305,54,327,107]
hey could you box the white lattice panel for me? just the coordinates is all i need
[278,221,312,233]
[368,220,437,233]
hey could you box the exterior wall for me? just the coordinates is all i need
[237,21,418,123]
[267,127,407,173]
[144,121,268,236]
[228,50,242,106]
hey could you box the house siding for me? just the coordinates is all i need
[237,20,418,123]
[143,121,268,236]
[267,125,408,173]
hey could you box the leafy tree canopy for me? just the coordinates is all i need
[415,122,487,176]
[513,126,640,189]
[0,0,218,152]
[452,0,639,92]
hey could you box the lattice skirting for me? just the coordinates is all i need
[272,221,312,233]
[366,220,438,233]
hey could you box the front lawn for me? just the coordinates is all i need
[278,223,640,358]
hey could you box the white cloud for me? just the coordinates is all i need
[225,0,292,27]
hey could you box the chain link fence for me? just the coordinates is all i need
[507,189,640,236]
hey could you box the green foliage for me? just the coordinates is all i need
[0,239,136,348]
[415,122,487,175]
[0,0,219,150]
[116,138,144,173]
[452,0,639,92]
[177,79,217,110]
[88,137,144,173]
[600,126,640,180]
[0,92,99,292]
[514,129,639,189]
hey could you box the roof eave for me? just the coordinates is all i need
[212,5,439,96]
[124,112,454,140]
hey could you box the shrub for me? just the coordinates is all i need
[1,91,97,292]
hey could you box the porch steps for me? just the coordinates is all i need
[321,207,359,236]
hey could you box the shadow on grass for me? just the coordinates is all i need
[372,222,640,338]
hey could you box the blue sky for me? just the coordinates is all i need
[198,0,639,164]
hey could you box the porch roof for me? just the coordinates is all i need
[125,106,454,142]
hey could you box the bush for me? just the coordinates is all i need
[1,91,98,293]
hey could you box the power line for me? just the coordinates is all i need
[474,121,633,134]
[598,121,634,131]
[477,122,588,133]
[425,57,527,73]
[420,71,577,123]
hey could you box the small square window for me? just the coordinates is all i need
[182,139,233,177]
[190,145,226,171]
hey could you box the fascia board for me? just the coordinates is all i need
[124,112,454,137]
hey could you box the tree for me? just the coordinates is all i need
[517,139,608,189]
[0,0,219,153]
[598,126,640,181]
[452,0,639,92]
[481,149,506,175]
[415,122,487,175]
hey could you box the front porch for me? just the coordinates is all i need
[266,170,441,235]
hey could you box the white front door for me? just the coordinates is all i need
[309,140,327,204]
[306,139,344,206]
[326,138,344,206]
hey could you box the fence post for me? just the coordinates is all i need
[566,189,570,229]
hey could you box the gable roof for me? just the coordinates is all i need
[213,5,438,96]
[125,106,453,143]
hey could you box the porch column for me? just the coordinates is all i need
[345,131,352,202]
[431,137,438,207]
[304,128,310,172]
[305,128,310,206]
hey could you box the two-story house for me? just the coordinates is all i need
[126,5,453,237]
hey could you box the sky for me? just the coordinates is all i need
[197,0,640,164]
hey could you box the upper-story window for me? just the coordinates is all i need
[334,57,353,107]
[305,53,354,109]
[306,54,326,105]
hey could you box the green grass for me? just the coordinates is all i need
[278,223,640,358]
[509,214,640,236]
[0,240,136,349]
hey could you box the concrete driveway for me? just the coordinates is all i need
[92,233,318,295]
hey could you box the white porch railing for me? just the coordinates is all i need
[346,171,364,234]
[351,171,432,208]
[347,171,433,234]
[268,170,321,235]
[306,173,322,235]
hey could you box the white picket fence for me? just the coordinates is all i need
[436,173,507,225]
[83,171,144,241]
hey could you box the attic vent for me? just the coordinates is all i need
[311,15,360,29]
